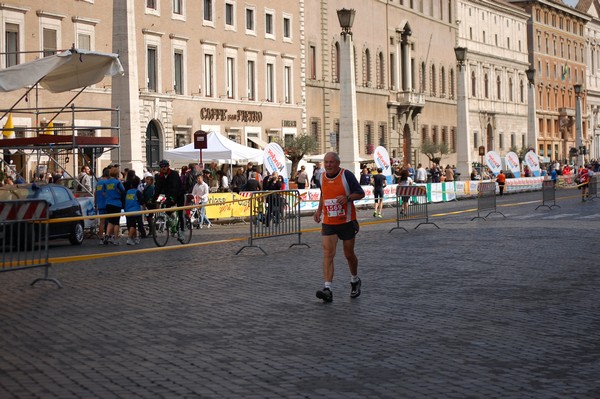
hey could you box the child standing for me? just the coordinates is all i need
[125,176,143,245]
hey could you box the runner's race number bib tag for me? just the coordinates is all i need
[324,199,345,217]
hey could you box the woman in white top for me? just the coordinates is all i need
[191,174,211,228]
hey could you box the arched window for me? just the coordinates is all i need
[145,120,161,169]
[333,42,340,83]
[496,75,501,100]
[471,71,476,97]
[364,48,372,86]
[377,51,385,89]
[484,73,489,98]
[449,68,455,99]
[421,62,427,92]
[431,64,436,96]
[441,66,446,97]
[520,79,524,103]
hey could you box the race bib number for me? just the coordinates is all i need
[324,199,345,218]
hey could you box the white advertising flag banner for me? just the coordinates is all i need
[505,152,521,178]
[524,150,541,177]
[373,146,393,184]
[263,142,289,180]
[485,151,502,176]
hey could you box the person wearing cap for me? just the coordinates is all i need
[153,160,186,241]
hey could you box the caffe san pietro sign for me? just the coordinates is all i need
[200,107,262,123]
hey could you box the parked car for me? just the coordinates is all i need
[55,177,94,198]
[0,183,85,246]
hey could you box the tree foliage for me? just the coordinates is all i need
[420,140,449,165]
[283,134,318,180]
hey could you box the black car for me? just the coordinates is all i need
[0,183,85,246]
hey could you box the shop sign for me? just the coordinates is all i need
[200,107,262,123]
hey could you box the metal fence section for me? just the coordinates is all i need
[588,175,599,201]
[0,199,61,288]
[236,190,309,255]
[472,182,506,221]
[389,185,439,233]
[535,180,561,210]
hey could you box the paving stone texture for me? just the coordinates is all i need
[1,190,599,398]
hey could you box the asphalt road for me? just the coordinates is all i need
[1,188,599,398]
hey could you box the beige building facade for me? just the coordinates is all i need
[510,0,591,162]
[457,0,530,166]
[304,0,460,168]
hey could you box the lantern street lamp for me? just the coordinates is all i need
[525,68,538,154]
[574,84,584,168]
[454,46,471,180]
[336,8,360,175]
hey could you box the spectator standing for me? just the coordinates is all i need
[95,167,110,244]
[444,165,454,183]
[397,169,414,215]
[415,164,427,183]
[104,166,125,245]
[430,163,442,183]
[125,176,143,245]
[78,165,92,193]
[231,169,247,193]
[142,175,156,235]
[372,168,386,218]
[313,152,365,303]
[245,171,261,191]
[311,162,325,189]
[153,160,185,242]
[359,167,372,186]
[496,170,507,196]
[296,165,308,189]
[191,174,211,228]
[406,163,415,181]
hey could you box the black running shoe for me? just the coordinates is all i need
[316,287,333,303]
[350,278,362,298]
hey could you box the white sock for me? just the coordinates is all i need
[324,282,332,290]
[351,275,359,283]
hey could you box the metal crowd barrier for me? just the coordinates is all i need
[0,199,62,288]
[236,190,309,255]
[472,182,505,221]
[389,185,439,233]
[588,175,599,201]
[535,180,561,210]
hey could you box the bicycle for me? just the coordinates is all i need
[151,195,192,247]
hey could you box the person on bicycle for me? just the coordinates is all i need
[153,159,186,242]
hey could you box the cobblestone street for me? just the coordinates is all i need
[1,192,599,398]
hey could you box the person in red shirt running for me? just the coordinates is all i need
[313,152,365,303]
[578,165,591,201]
[496,170,506,196]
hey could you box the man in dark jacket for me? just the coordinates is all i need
[153,159,185,241]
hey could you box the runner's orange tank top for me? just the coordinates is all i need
[321,168,356,225]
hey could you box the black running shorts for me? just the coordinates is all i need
[321,220,359,240]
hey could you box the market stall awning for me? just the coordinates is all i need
[0,49,124,93]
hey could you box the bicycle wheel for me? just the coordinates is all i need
[152,210,170,247]
[180,211,193,244]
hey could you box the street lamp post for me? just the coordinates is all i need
[336,8,360,176]
[454,46,471,180]
[526,68,538,154]
[574,84,584,168]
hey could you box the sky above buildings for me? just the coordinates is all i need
[562,0,577,7]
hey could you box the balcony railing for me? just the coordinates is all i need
[395,91,425,107]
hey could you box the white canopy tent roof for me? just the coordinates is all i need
[305,153,368,162]
[0,49,124,93]
[164,131,264,164]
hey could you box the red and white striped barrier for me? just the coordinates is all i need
[396,186,427,197]
[0,200,48,222]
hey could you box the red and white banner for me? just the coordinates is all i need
[373,146,393,184]
[263,142,289,180]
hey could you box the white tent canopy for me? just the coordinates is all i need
[305,153,368,162]
[0,49,124,93]
[164,131,264,164]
